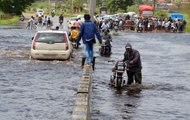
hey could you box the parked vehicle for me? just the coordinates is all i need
[170,13,184,21]
[30,31,73,60]
[36,9,44,17]
[139,5,154,17]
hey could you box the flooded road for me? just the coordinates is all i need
[0,26,190,120]
[92,32,190,120]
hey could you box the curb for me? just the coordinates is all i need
[72,65,92,120]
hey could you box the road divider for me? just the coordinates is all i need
[72,64,92,120]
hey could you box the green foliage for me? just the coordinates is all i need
[184,14,190,32]
[0,0,35,15]
[106,0,134,14]
[154,11,169,18]
[96,0,103,7]
[0,15,19,25]
[127,4,140,14]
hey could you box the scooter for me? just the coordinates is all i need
[137,23,143,32]
[70,40,80,49]
[99,39,111,57]
[137,26,143,32]
[110,61,127,89]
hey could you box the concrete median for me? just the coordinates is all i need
[72,65,92,120]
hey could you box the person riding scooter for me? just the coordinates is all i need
[101,29,112,54]
[51,9,55,17]
[69,26,79,48]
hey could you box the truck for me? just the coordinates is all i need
[139,5,154,17]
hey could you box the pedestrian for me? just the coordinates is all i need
[28,16,35,29]
[59,14,64,25]
[123,43,142,85]
[55,26,59,30]
[76,14,102,65]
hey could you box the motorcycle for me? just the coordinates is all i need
[114,25,119,32]
[99,39,111,56]
[110,61,127,89]
[70,39,80,49]
[137,23,143,32]
[20,14,25,21]
[51,11,55,17]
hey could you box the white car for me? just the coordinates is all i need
[36,9,44,17]
[30,31,73,60]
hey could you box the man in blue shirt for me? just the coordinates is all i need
[77,14,102,65]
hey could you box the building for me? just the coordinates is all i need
[171,0,190,3]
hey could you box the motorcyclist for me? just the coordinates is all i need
[101,20,110,33]
[113,19,119,32]
[69,26,79,43]
[137,19,144,32]
[123,42,142,85]
[51,9,55,17]
[102,29,112,53]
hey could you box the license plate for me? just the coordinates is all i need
[43,54,56,57]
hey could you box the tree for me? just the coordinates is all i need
[0,0,34,15]
[73,0,83,13]
[106,0,134,13]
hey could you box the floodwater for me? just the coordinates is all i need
[0,24,190,120]
[92,32,190,120]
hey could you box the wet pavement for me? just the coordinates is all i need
[0,22,190,120]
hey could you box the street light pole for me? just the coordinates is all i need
[153,0,156,15]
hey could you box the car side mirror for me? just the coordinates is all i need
[32,37,34,40]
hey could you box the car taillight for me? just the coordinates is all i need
[33,34,38,50]
[64,34,69,50]
[66,42,69,50]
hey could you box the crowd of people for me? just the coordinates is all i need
[26,15,54,30]
[95,15,187,33]
[136,17,187,33]
[26,13,64,30]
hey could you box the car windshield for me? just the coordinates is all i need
[36,33,66,43]
[38,10,43,12]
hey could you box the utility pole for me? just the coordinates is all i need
[71,0,73,13]
[49,0,51,15]
[153,0,156,15]
[89,0,96,21]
